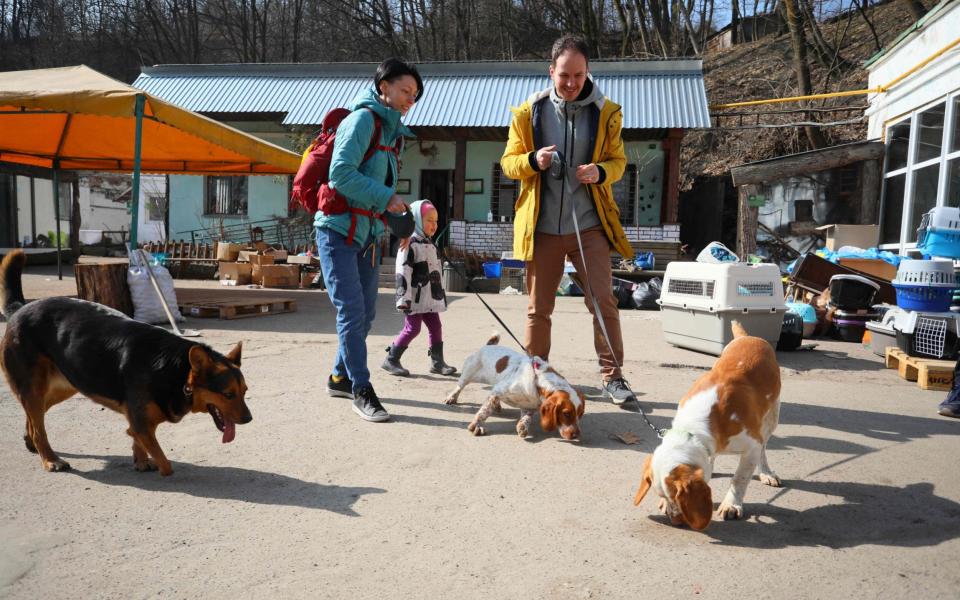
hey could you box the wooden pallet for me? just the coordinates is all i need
[176,289,297,320]
[884,347,956,391]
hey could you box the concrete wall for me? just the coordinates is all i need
[866,5,960,140]
[447,220,679,256]
[168,174,289,241]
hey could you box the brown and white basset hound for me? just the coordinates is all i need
[633,321,782,529]
[445,334,584,440]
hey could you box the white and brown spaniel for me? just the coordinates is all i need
[445,334,584,440]
[634,321,782,530]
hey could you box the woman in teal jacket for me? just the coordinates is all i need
[318,58,422,423]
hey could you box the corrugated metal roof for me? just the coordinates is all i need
[133,61,710,129]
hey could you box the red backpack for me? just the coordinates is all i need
[290,107,401,243]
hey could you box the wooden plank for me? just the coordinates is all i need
[918,363,954,391]
[885,347,955,390]
[730,141,885,186]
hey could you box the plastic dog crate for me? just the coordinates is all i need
[893,259,958,312]
[916,207,960,258]
[658,262,787,355]
[892,310,960,360]
[828,274,879,310]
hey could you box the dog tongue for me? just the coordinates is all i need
[222,421,236,444]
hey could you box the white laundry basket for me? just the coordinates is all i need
[658,262,786,355]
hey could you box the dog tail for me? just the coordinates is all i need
[0,250,26,319]
[486,332,500,346]
[731,320,749,339]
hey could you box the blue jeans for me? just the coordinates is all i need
[316,227,380,391]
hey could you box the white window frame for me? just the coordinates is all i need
[880,91,960,253]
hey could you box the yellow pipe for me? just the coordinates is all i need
[709,35,960,111]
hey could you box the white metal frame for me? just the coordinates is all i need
[880,91,960,253]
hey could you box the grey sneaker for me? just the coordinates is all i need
[603,378,638,406]
[327,374,353,398]
[352,385,390,422]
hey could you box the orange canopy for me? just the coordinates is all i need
[0,65,300,174]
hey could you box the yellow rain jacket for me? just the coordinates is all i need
[500,94,632,261]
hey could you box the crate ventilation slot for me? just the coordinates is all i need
[668,279,715,297]
[737,282,774,296]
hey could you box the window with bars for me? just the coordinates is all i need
[491,163,518,221]
[204,176,248,216]
[612,164,638,226]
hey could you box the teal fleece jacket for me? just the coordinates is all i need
[313,88,414,247]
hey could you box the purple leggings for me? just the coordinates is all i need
[394,312,443,347]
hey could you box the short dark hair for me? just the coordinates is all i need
[551,35,590,65]
[374,58,424,102]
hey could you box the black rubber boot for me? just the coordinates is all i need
[428,342,457,376]
[381,344,410,377]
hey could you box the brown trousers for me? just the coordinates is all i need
[525,228,624,381]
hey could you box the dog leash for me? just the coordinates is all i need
[566,171,665,439]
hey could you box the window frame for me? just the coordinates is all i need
[203,176,248,217]
[880,92,960,253]
[490,163,518,222]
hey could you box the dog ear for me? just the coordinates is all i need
[576,390,585,418]
[539,393,558,432]
[188,345,212,372]
[226,341,243,366]
[633,454,654,506]
[674,467,713,531]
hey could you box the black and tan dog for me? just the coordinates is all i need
[0,250,251,476]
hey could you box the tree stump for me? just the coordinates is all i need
[74,262,133,316]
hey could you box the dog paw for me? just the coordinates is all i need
[716,502,743,520]
[43,458,71,472]
[159,466,174,476]
[444,395,459,405]
[516,422,530,439]
[468,422,485,436]
[759,473,782,487]
[134,458,158,472]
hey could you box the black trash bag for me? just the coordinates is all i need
[632,277,662,310]
[612,277,635,309]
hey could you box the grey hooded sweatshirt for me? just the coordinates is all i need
[534,77,605,235]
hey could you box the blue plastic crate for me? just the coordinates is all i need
[482,261,502,278]
[917,228,960,259]
[501,259,525,269]
[893,282,956,312]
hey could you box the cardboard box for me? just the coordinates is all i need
[237,250,259,263]
[300,271,317,288]
[219,262,252,285]
[248,254,276,267]
[259,264,300,288]
[264,249,288,262]
[816,224,879,251]
[215,242,242,262]
[287,254,320,266]
[837,258,898,281]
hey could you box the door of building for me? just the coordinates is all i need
[0,175,17,247]
[419,169,453,249]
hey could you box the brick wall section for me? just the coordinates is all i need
[447,221,680,254]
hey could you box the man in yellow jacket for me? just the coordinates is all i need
[501,35,637,406]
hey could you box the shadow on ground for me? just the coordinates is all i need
[60,453,385,516]
[678,479,960,549]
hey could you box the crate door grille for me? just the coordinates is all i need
[668,279,715,297]
[915,317,948,358]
